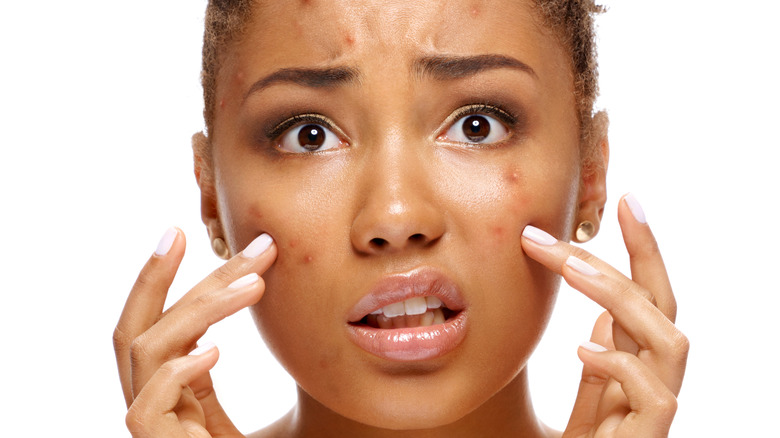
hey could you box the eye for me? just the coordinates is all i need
[437,105,513,145]
[268,114,347,154]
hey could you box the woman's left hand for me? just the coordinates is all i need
[521,194,688,437]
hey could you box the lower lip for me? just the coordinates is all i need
[346,311,468,361]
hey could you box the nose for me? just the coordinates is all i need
[350,147,446,255]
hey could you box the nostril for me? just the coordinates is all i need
[409,233,425,244]
[369,238,388,250]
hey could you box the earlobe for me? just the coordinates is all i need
[192,131,229,258]
[574,111,609,243]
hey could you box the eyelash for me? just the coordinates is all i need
[446,103,518,130]
[265,113,337,140]
[262,103,520,152]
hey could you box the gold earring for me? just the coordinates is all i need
[211,237,230,260]
[576,221,596,242]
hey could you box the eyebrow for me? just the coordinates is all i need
[244,66,359,101]
[413,54,537,80]
[243,54,535,102]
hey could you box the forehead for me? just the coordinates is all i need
[221,0,570,91]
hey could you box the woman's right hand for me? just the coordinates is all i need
[113,228,277,437]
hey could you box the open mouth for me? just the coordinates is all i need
[345,268,469,361]
[354,296,459,329]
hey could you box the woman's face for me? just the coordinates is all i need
[200,0,605,429]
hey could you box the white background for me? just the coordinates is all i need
[1,1,778,436]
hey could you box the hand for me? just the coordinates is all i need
[113,229,277,437]
[522,194,688,437]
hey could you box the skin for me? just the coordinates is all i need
[113,1,688,437]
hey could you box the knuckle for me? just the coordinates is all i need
[129,336,152,367]
[125,403,148,435]
[211,263,238,287]
[113,326,130,353]
[670,331,690,361]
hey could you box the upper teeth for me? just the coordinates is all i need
[371,296,443,317]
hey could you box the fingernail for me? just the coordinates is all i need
[154,227,178,256]
[580,341,608,352]
[522,225,558,246]
[566,255,600,276]
[228,272,259,289]
[624,193,647,224]
[189,341,217,356]
[241,234,273,259]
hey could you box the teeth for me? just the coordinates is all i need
[421,310,435,326]
[404,297,428,315]
[376,296,446,318]
[377,314,393,329]
[425,296,442,309]
[383,301,406,318]
[433,308,445,325]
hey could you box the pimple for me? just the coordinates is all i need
[289,240,298,248]
[470,4,480,17]
[219,99,225,109]
[303,255,314,264]
[504,169,521,184]
[344,33,355,46]
[491,225,506,238]
[248,204,264,219]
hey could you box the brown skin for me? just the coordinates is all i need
[115,0,687,437]
[207,0,591,432]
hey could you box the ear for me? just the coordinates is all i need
[574,111,610,243]
[192,131,225,250]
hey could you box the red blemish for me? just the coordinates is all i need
[303,255,313,264]
[470,5,480,17]
[219,99,225,109]
[248,204,264,220]
[344,33,355,46]
[289,240,298,248]
[504,168,521,184]
[491,225,506,238]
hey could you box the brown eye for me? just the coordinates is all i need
[462,115,490,142]
[298,125,326,151]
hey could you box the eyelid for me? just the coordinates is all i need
[265,113,346,141]
[447,104,518,128]
[435,103,518,145]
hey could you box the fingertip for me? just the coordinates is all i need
[580,341,609,353]
[189,341,218,357]
[154,227,179,256]
[621,193,647,225]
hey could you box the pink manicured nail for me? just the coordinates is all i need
[241,234,273,259]
[522,225,558,246]
[189,341,217,356]
[580,341,608,352]
[566,256,600,276]
[624,193,647,224]
[228,273,259,289]
[154,227,178,256]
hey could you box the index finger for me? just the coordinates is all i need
[164,233,277,316]
[619,193,676,322]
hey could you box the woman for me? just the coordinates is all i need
[113,0,688,436]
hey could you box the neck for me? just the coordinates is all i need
[272,367,550,438]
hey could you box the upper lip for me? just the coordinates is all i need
[347,268,467,323]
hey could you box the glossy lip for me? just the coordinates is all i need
[346,268,469,362]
